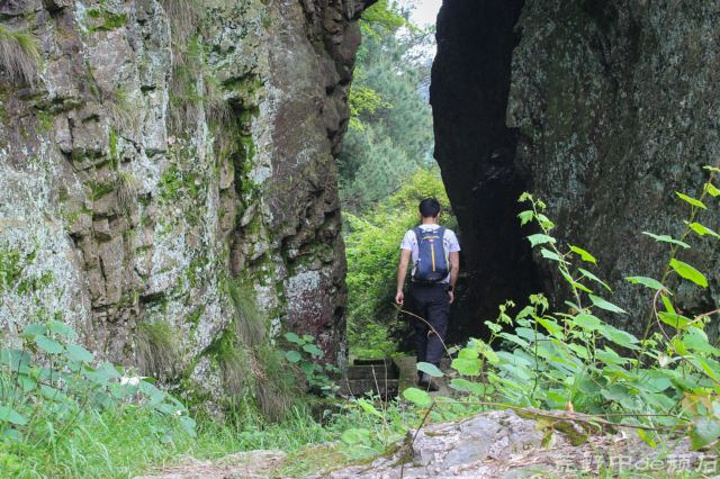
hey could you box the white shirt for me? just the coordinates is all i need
[401,224,461,283]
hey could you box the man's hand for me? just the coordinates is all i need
[449,291,455,304]
[395,290,404,306]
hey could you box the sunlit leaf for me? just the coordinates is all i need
[569,245,597,264]
[284,332,303,344]
[704,182,720,197]
[625,276,665,290]
[690,417,720,450]
[687,222,720,239]
[589,295,626,314]
[527,234,556,248]
[579,268,611,291]
[0,406,27,426]
[34,335,64,354]
[416,362,444,378]
[66,344,94,363]
[642,232,690,249]
[658,312,691,330]
[669,259,708,288]
[451,357,481,376]
[540,248,560,262]
[676,191,706,210]
[285,351,302,363]
[402,387,432,407]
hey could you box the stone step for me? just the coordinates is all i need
[346,363,399,380]
[339,378,399,399]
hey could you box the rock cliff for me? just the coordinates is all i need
[0,0,369,404]
[432,0,720,337]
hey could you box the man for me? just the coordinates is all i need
[395,198,460,391]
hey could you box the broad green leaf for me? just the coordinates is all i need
[451,357,481,376]
[578,268,612,292]
[416,362,444,378]
[687,222,720,239]
[17,375,36,392]
[0,349,31,373]
[341,428,371,445]
[48,320,76,338]
[658,312,691,330]
[637,429,657,448]
[535,213,555,228]
[642,232,690,249]
[705,182,720,197]
[527,234,556,248]
[669,259,708,288]
[302,344,324,358]
[589,295,626,314]
[569,245,597,264]
[300,362,314,376]
[458,348,479,360]
[35,335,64,354]
[402,387,432,407]
[179,416,197,438]
[572,313,602,331]
[540,248,560,262]
[601,326,639,349]
[285,351,302,363]
[676,191,707,210]
[22,324,46,337]
[625,276,665,290]
[449,378,487,396]
[690,417,720,450]
[683,328,719,354]
[0,406,28,426]
[284,332,302,344]
[302,335,315,342]
[355,398,384,418]
[517,210,533,226]
[66,344,94,363]
[537,318,563,337]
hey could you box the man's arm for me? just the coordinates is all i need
[448,251,460,304]
[395,248,412,306]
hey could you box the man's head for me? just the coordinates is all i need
[419,197,441,219]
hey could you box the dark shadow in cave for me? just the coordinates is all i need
[430,0,540,344]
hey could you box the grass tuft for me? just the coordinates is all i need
[0,25,40,85]
[136,321,181,379]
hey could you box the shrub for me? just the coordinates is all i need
[0,321,196,475]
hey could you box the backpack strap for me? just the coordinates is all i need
[413,226,423,244]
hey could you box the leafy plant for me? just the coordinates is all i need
[399,164,720,450]
[283,332,339,396]
[0,321,195,463]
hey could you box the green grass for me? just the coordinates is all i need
[0,397,378,478]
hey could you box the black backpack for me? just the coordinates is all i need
[412,227,449,283]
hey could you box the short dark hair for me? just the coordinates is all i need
[419,198,441,218]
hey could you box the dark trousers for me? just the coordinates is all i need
[409,283,450,373]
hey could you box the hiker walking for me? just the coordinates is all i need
[395,198,460,391]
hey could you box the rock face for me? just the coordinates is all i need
[433,0,720,337]
[0,0,368,403]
